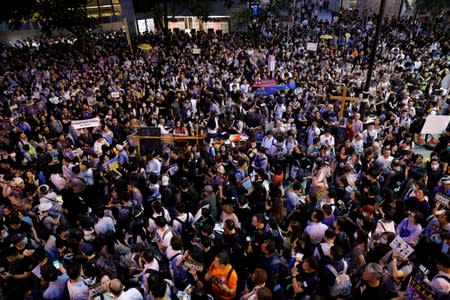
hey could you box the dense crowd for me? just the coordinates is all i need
[0,2,449,300]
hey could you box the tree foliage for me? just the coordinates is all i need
[0,0,98,40]
[416,0,450,15]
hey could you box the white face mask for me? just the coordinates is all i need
[380,237,388,244]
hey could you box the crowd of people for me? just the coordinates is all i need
[0,2,449,300]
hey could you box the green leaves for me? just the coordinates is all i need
[416,0,449,15]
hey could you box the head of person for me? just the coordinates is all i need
[330,245,345,262]
[256,287,273,300]
[261,239,277,256]
[251,268,268,285]
[362,263,384,284]
[215,251,230,267]
[154,216,167,229]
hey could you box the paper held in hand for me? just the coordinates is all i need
[390,236,414,260]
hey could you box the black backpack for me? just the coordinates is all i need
[269,255,290,295]
[172,215,196,250]
[316,244,332,267]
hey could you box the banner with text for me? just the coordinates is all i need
[71,117,101,130]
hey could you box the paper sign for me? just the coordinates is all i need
[390,236,414,259]
[71,117,101,129]
[435,193,450,206]
[421,115,450,134]
[306,42,318,51]
[88,283,109,298]
[192,48,201,55]
[408,277,434,300]
[111,91,120,98]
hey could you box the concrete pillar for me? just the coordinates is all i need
[120,0,137,36]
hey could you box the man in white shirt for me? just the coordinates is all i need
[313,228,335,261]
[109,278,144,300]
[376,147,394,173]
[67,263,89,300]
[320,129,335,155]
[94,209,116,236]
[305,209,329,245]
[154,216,174,259]
[261,131,275,151]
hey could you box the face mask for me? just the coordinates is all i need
[84,235,94,242]
[394,166,402,172]
[431,164,439,171]
[380,237,388,244]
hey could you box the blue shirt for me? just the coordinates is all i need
[44,273,69,300]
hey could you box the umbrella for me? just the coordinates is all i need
[137,43,152,51]
[320,34,334,40]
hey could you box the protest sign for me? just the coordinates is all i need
[435,193,450,206]
[408,277,434,300]
[71,117,101,130]
[306,42,318,51]
[421,115,450,134]
[390,236,414,259]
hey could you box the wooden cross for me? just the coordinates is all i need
[329,85,359,118]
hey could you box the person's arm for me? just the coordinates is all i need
[389,256,405,280]
[290,267,304,294]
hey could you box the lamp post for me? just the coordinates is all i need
[362,0,386,118]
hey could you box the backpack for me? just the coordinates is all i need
[326,261,352,297]
[172,215,196,250]
[316,244,331,267]
[118,202,144,230]
[434,275,450,300]
[170,253,189,289]
[269,255,290,293]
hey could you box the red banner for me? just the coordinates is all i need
[253,79,277,88]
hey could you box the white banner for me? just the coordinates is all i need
[71,117,101,130]
[421,115,450,134]
[306,42,318,51]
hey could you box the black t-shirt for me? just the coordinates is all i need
[294,270,320,298]
[352,282,390,300]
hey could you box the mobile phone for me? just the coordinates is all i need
[53,260,61,269]
[246,236,252,242]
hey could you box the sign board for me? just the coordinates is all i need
[435,193,450,207]
[111,91,120,98]
[192,48,201,55]
[421,115,450,134]
[408,277,434,300]
[390,236,414,260]
[253,79,277,88]
[71,117,101,130]
[306,42,318,51]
